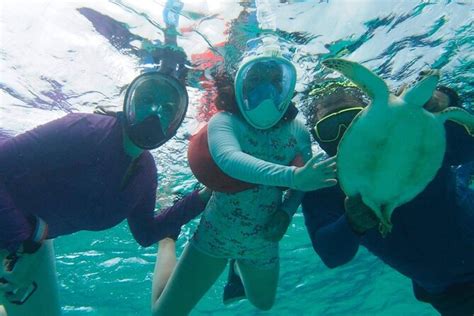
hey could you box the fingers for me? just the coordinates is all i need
[318,158,337,179]
[304,152,325,167]
[322,163,337,175]
[321,178,338,188]
[313,155,336,169]
[262,211,289,242]
[312,152,326,160]
[294,153,338,191]
[0,277,14,293]
[263,228,285,242]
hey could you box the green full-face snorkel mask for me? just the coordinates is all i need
[234,50,296,130]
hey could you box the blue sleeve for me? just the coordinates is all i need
[207,112,296,188]
[128,190,206,246]
[444,121,474,165]
[302,188,361,268]
[127,158,206,246]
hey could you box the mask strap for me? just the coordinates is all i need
[94,106,118,117]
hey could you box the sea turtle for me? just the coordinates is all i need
[322,58,474,235]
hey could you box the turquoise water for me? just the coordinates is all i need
[1,0,473,315]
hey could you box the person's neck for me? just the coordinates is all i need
[122,127,143,159]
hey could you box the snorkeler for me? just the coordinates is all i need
[78,0,188,84]
[0,68,212,316]
[301,81,474,315]
[150,44,337,315]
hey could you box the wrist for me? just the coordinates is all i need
[31,217,48,243]
[198,187,211,203]
[20,240,42,254]
[20,216,48,254]
[290,166,300,190]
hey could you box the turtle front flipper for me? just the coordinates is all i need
[322,58,389,104]
[401,70,440,108]
[436,107,474,136]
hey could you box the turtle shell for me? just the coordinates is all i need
[337,101,446,223]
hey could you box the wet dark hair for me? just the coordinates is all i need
[436,85,461,108]
[306,84,368,128]
[213,69,240,114]
[414,71,462,108]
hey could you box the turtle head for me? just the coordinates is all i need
[401,69,440,108]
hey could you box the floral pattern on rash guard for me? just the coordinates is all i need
[191,115,311,269]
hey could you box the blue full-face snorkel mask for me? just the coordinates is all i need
[123,72,188,150]
[235,53,296,130]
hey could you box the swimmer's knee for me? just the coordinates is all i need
[248,295,275,311]
[253,300,275,311]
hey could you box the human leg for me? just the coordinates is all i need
[235,259,279,311]
[0,240,60,316]
[0,305,6,316]
[223,259,246,305]
[151,238,177,303]
[152,243,227,316]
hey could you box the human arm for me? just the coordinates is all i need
[0,119,84,252]
[281,121,314,216]
[127,184,209,247]
[263,188,307,242]
[0,182,35,253]
[444,121,474,165]
[1,182,46,290]
[208,112,337,191]
[344,195,379,234]
[263,121,314,241]
[301,188,363,268]
[0,239,45,294]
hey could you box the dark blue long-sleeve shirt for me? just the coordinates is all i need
[0,113,205,252]
[302,121,474,294]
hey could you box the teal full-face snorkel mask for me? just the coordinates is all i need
[123,72,188,150]
[234,53,296,129]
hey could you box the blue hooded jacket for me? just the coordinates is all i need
[302,121,474,294]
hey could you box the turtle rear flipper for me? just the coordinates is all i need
[322,58,389,103]
[361,196,393,236]
[437,107,474,136]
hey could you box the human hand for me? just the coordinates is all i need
[0,249,16,294]
[344,195,379,235]
[0,244,42,293]
[263,209,291,242]
[198,186,212,203]
[292,152,337,192]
